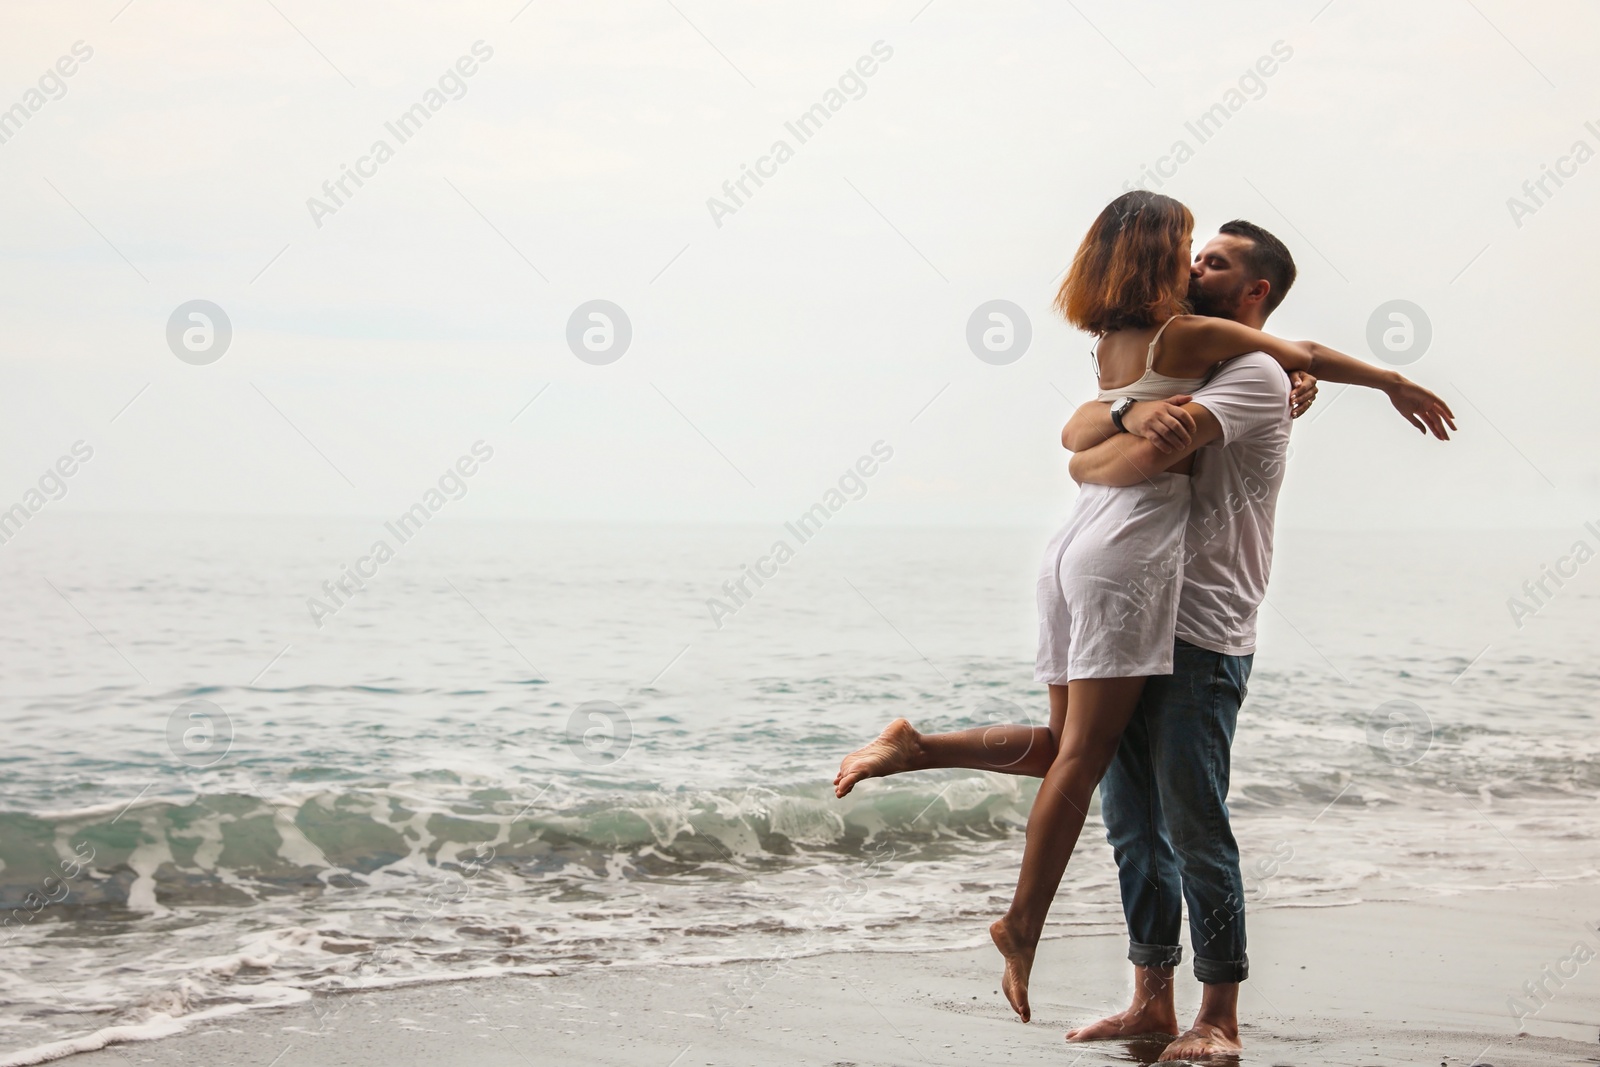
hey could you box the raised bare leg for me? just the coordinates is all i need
[1159,981,1240,1061]
[834,716,1058,798]
[1065,964,1179,1042]
[990,678,1146,1022]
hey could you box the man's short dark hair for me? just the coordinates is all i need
[1218,219,1296,314]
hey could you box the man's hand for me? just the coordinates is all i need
[1122,395,1196,453]
[1386,378,1457,440]
[1288,371,1317,419]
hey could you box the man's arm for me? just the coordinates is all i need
[1061,371,1318,454]
[1068,402,1224,487]
[1061,397,1196,453]
[1060,401,1120,452]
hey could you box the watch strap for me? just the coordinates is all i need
[1110,397,1133,433]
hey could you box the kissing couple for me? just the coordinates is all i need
[834,191,1454,1060]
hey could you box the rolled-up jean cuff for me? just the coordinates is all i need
[1193,955,1248,984]
[1128,941,1183,969]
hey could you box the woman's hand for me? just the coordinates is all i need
[1288,371,1317,418]
[1123,396,1196,453]
[1386,378,1457,440]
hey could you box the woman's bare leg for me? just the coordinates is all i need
[834,709,1063,798]
[990,677,1146,1021]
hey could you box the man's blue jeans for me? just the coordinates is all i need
[1100,637,1252,984]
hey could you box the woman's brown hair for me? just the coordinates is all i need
[1054,191,1193,335]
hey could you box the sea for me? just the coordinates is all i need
[0,515,1596,1063]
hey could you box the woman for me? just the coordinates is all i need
[835,190,1455,1022]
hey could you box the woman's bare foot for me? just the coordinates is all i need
[834,718,921,798]
[989,917,1036,1022]
[1158,1023,1241,1061]
[1065,1003,1179,1042]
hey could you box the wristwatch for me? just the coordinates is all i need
[1110,396,1136,433]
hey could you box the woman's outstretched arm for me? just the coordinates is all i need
[1168,317,1457,439]
[1301,340,1457,439]
[1166,315,1315,375]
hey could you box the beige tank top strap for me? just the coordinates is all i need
[1145,315,1180,370]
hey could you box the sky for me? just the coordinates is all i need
[2,0,1597,532]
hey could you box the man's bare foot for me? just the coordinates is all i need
[1158,1023,1242,1061]
[834,718,921,798]
[989,917,1035,1022]
[1065,1003,1179,1042]
[1066,965,1178,1043]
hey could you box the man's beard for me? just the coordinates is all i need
[1189,280,1246,320]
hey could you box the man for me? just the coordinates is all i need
[833,221,1453,1061]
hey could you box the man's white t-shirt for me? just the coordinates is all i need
[1174,352,1292,656]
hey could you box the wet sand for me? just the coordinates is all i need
[48,884,1600,1066]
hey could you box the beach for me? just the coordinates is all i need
[41,885,1599,1066]
[2,520,1597,1066]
